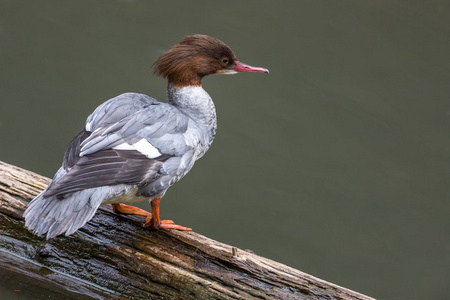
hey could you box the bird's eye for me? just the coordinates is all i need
[221,57,229,65]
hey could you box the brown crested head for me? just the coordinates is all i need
[153,35,239,87]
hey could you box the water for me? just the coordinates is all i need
[1,1,450,299]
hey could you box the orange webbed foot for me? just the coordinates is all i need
[143,219,191,231]
[148,198,192,231]
[112,201,192,231]
[160,223,192,231]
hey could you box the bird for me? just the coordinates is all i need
[24,34,269,239]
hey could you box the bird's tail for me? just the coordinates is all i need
[24,188,104,239]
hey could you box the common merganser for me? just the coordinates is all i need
[24,34,269,239]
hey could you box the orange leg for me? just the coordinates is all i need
[112,203,155,226]
[112,200,191,231]
[146,198,192,231]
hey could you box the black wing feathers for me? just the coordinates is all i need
[63,129,91,169]
[44,149,171,198]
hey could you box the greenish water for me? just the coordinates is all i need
[1,1,450,299]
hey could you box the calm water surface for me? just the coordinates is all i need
[1,1,450,299]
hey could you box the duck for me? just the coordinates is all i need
[24,34,269,239]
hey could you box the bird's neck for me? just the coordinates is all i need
[167,83,217,151]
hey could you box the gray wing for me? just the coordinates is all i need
[45,92,193,198]
[80,97,191,158]
[63,92,158,170]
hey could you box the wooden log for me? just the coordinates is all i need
[0,160,375,299]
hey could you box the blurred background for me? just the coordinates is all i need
[1,1,450,299]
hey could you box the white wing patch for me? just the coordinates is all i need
[113,139,162,158]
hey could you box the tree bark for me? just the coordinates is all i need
[0,160,375,300]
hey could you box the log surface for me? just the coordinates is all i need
[0,160,375,299]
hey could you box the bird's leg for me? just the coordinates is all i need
[112,203,155,226]
[145,198,192,231]
[112,201,191,231]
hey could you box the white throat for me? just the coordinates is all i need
[167,85,217,157]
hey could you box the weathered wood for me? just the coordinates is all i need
[0,160,375,299]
